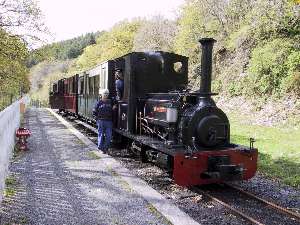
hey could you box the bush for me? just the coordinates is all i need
[246,0,299,41]
[283,51,300,95]
[247,38,296,97]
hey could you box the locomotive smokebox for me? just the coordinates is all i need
[199,38,216,94]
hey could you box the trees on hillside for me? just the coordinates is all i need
[28,0,299,101]
[0,30,30,93]
[133,15,177,52]
[76,20,141,70]
[173,0,300,97]
[27,32,98,67]
[0,0,47,94]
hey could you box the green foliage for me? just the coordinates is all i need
[29,60,74,103]
[173,0,208,63]
[212,79,223,93]
[87,151,101,159]
[174,0,300,100]
[225,25,251,51]
[28,0,299,105]
[27,32,98,67]
[247,38,298,96]
[245,0,300,41]
[133,16,176,52]
[4,175,18,197]
[5,176,17,186]
[76,20,141,70]
[228,81,242,96]
[282,51,300,95]
[0,29,30,95]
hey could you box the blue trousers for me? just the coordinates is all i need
[97,120,112,152]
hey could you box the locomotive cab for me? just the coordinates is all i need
[112,52,188,132]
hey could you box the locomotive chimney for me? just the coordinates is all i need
[199,38,216,94]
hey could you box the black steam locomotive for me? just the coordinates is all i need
[50,38,258,186]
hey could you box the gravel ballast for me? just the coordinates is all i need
[0,108,176,225]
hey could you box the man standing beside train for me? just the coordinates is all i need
[93,89,113,154]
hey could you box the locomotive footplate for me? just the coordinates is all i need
[173,147,258,186]
[113,128,187,156]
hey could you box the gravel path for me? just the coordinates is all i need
[0,108,171,225]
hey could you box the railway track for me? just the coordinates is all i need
[193,184,300,225]
[62,112,300,225]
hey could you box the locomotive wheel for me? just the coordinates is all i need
[130,141,148,163]
[139,149,148,163]
[112,133,129,149]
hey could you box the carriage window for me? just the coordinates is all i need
[94,76,96,94]
[95,75,99,94]
[58,81,63,94]
[100,68,107,89]
[64,83,68,94]
[60,81,65,94]
[70,80,72,94]
[72,78,76,94]
[80,78,84,94]
[53,84,58,93]
[69,79,73,93]
[173,62,183,74]
[89,77,94,95]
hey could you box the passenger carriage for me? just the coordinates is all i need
[49,76,77,114]
[77,61,114,120]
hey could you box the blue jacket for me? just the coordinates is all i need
[93,99,113,120]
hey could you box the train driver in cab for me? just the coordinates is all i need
[93,89,113,154]
[115,69,124,100]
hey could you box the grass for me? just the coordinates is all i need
[74,139,85,146]
[4,187,16,198]
[5,176,17,186]
[12,145,24,160]
[228,113,300,188]
[146,203,172,225]
[87,151,101,159]
[4,175,18,198]
[107,166,133,193]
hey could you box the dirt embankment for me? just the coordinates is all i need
[216,95,300,128]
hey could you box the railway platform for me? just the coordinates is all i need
[0,108,199,225]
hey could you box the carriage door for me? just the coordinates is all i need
[84,73,89,117]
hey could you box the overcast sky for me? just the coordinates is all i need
[38,0,185,42]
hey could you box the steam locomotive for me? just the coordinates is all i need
[50,38,258,186]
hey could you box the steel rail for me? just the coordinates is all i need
[224,183,300,222]
[193,187,263,225]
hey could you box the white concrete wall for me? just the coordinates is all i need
[0,96,29,203]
